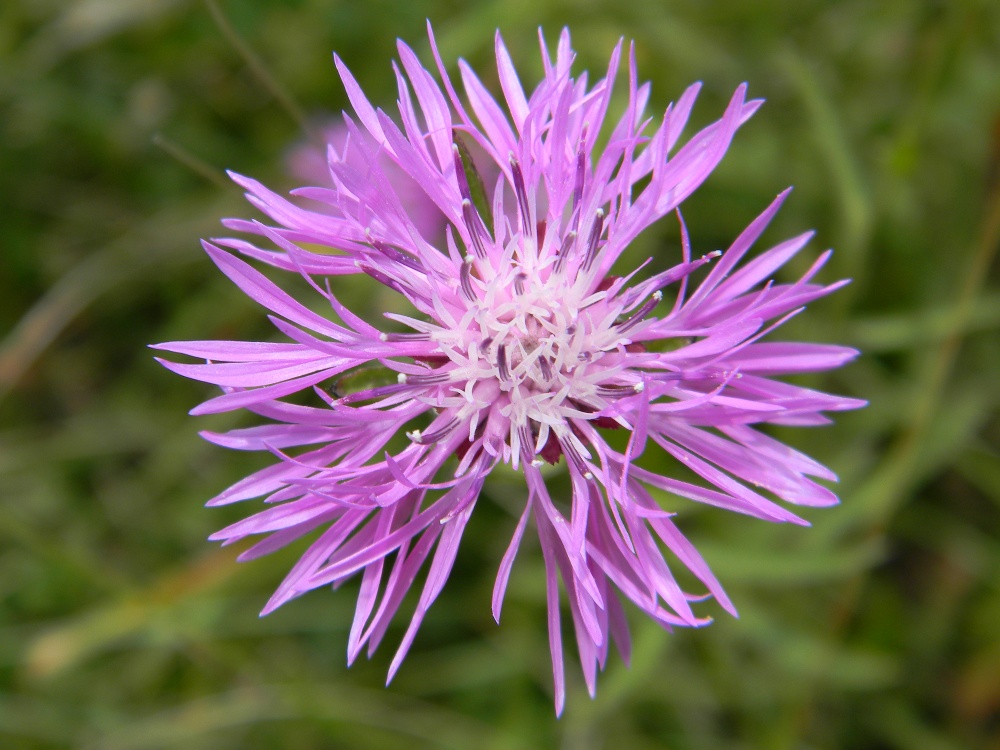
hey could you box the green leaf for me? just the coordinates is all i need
[453,131,493,230]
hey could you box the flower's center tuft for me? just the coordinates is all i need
[420,248,650,467]
[465,261,607,392]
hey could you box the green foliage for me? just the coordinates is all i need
[1,0,998,747]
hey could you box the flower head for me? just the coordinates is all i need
[154,25,865,713]
[286,120,448,241]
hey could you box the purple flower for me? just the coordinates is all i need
[154,25,864,713]
[285,120,449,241]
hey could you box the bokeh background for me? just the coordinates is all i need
[2,0,999,748]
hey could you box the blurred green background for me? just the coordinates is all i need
[2,0,999,748]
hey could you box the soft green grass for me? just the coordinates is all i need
[1,0,998,747]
